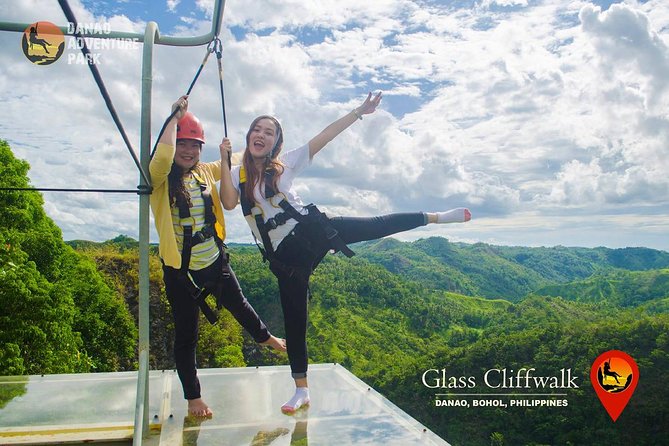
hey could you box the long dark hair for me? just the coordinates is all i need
[242,115,285,205]
[168,140,202,208]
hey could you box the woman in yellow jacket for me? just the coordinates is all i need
[150,96,285,418]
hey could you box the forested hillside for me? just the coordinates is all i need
[354,237,669,301]
[535,269,669,309]
[2,138,668,445]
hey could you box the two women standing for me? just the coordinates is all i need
[150,95,286,417]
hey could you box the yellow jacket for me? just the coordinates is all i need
[149,142,226,269]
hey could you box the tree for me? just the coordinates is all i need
[0,233,89,374]
[0,140,136,374]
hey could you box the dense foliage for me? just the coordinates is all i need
[0,140,136,375]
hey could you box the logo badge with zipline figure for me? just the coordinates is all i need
[590,350,639,422]
[21,21,65,65]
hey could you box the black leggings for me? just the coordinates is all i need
[270,212,426,379]
[163,255,270,400]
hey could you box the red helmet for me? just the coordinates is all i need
[176,112,205,144]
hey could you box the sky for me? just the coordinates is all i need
[0,0,668,251]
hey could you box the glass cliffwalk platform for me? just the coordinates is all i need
[0,363,449,445]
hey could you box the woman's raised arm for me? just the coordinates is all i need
[159,95,189,147]
[308,91,382,158]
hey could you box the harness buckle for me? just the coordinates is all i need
[251,206,264,217]
[192,224,216,245]
[265,218,279,230]
[269,193,287,208]
[324,226,339,241]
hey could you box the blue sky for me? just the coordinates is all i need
[1,0,668,251]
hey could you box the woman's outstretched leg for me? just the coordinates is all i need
[330,208,471,246]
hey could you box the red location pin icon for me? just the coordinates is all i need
[590,350,639,421]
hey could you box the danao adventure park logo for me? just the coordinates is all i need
[21,22,65,65]
[21,21,139,65]
[590,350,639,422]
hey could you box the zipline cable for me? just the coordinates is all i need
[2,10,230,193]
[2,37,226,194]
[0,187,141,193]
[57,0,151,194]
[214,38,228,138]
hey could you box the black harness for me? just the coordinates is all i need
[174,177,231,324]
[239,167,354,281]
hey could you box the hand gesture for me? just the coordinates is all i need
[219,137,232,159]
[171,95,189,120]
[356,91,383,117]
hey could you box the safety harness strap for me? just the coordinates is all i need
[179,225,217,324]
[239,167,355,264]
[177,179,228,324]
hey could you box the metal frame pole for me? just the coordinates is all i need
[133,20,158,444]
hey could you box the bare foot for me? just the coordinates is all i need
[187,398,213,418]
[261,335,287,352]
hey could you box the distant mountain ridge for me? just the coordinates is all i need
[353,236,669,301]
[535,268,669,309]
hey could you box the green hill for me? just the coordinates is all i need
[386,296,669,446]
[73,239,669,445]
[535,268,669,309]
[354,237,669,301]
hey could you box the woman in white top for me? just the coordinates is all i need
[219,92,471,414]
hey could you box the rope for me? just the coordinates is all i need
[213,38,228,138]
[57,0,151,193]
[30,2,231,192]
[149,37,231,167]
[213,37,232,167]
[0,187,145,194]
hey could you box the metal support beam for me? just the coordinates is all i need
[0,0,225,46]
[133,20,158,444]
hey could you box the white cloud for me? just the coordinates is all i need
[195,0,214,18]
[167,0,181,13]
[1,0,668,250]
[580,3,669,111]
[482,0,530,7]
[223,0,412,30]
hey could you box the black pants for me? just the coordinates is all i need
[163,255,270,400]
[270,212,426,379]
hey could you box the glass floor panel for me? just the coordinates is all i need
[0,364,449,445]
[0,371,163,444]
